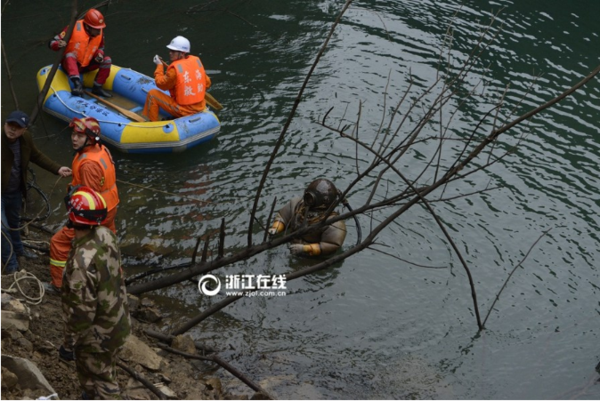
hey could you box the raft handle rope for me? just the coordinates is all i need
[48,84,166,128]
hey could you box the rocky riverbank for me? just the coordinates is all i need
[1,229,267,400]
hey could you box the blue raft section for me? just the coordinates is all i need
[36,64,221,154]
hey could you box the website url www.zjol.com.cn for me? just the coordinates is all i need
[225,290,287,297]
[197,274,287,297]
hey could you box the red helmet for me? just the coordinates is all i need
[65,186,107,226]
[83,9,106,29]
[70,117,101,143]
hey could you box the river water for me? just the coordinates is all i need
[2,0,599,399]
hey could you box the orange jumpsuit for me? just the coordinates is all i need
[142,55,211,121]
[49,144,119,288]
[49,20,111,84]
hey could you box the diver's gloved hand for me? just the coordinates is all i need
[289,243,321,256]
[268,221,284,236]
[59,345,75,361]
[289,244,306,255]
[153,55,162,65]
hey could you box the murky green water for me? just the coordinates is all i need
[2,0,599,399]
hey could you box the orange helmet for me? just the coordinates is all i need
[65,186,107,226]
[70,117,101,143]
[83,9,106,29]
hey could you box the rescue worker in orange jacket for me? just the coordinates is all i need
[49,9,112,98]
[49,117,119,291]
[142,36,212,122]
[268,179,347,257]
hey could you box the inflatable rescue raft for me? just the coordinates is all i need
[36,64,220,153]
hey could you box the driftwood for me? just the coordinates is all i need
[144,329,215,353]
[116,360,168,400]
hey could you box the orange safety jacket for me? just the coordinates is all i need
[71,144,119,211]
[168,55,207,105]
[64,20,103,67]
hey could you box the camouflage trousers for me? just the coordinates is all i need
[75,347,121,400]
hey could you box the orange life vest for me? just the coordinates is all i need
[168,56,206,105]
[64,20,103,68]
[71,144,119,210]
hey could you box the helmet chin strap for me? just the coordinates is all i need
[75,129,100,152]
[75,137,88,152]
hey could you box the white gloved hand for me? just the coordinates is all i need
[153,55,162,65]
[289,244,305,255]
[267,227,278,236]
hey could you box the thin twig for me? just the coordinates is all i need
[482,227,553,327]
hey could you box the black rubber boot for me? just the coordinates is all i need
[92,83,112,98]
[70,77,83,97]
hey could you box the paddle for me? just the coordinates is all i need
[159,59,223,111]
[85,91,146,122]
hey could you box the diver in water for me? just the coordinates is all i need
[268,178,347,256]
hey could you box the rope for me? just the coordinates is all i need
[47,85,167,128]
[0,269,46,305]
[2,176,63,233]
[1,176,61,272]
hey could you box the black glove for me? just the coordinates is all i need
[59,345,75,361]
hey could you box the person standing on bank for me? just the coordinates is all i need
[49,117,119,290]
[49,8,112,98]
[59,186,130,400]
[1,111,72,273]
[268,179,347,257]
[142,35,212,121]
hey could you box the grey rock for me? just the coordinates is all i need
[1,310,30,332]
[120,335,163,371]
[172,334,196,355]
[127,294,140,312]
[1,354,55,394]
[136,307,162,323]
[1,366,19,389]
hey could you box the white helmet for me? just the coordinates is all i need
[166,36,191,53]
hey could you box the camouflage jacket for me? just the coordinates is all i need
[61,226,131,352]
[274,196,347,255]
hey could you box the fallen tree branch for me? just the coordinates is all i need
[116,360,168,400]
[144,330,274,399]
[144,329,215,353]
